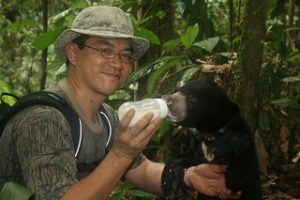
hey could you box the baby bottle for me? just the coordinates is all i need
[118,98,169,127]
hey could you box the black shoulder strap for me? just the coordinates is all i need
[0,91,81,157]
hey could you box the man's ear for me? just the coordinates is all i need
[65,43,78,65]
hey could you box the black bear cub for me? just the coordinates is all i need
[163,79,262,200]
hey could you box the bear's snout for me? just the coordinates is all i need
[162,93,187,122]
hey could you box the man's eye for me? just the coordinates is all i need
[101,48,114,57]
[121,54,132,62]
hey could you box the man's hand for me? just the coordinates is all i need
[184,164,241,199]
[112,109,161,159]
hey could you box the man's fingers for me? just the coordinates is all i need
[140,116,161,142]
[194,164,227,179]
[132,116,160,143]
[218,190,242,199]
[119,108,135,128]
[229,191,242,199]
[133,112,154,130]
[209,164,227,173]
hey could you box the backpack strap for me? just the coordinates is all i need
[76,105,113,172]
[1,91,114,158]
[0,91,82,157]
[99,105,112,151]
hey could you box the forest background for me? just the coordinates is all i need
[0,0,300,199]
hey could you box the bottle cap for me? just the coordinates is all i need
[154,98,169,118]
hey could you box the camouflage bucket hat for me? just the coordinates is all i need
[54,6,150,62]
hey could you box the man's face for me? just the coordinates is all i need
[67,36,133,96]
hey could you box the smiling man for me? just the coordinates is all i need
[0,5,241,200]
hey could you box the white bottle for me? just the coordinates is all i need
[118,98,169,127]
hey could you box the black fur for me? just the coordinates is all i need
[165,79,262,200]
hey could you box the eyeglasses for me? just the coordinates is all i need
[80,43,133,64]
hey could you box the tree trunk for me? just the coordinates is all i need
[235,0,269,176]
[236,0,268,128]
[40,0,48,90]
[228,0,235,50]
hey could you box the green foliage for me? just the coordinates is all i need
[4,19,37,31]
[0,181,34,200]
[162,39,181,53]
[31,29,64,50]
[270,97,300,109]
[180,23,199,48]
[125,56,179,85]
[283,76,300,83]
[1,0,300,199]
[193,36,220,53]
[0,80,17,105]
[146,57,179,95]
[134,26,160,45]
[0,80,13,94]
[110,182,157,200]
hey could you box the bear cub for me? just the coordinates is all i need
[163,79,262,200]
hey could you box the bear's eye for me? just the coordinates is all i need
[187,96,198,105]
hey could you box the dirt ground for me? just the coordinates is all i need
[262,163,300,200]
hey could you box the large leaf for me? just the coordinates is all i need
[147,57,179,95]
[270,97,300,109]
[180,24,199,48]
[0,80,12,93]
[162,39,181,52]
[125,56,178,85]
[284,50,300,62]
[47,60,67,76]
[51,2,88,27]
[31,29,64,50]
[178,66,200,86]
[155,65,199,94]
[0,80,17,106]
[0,181,33,200]
[283,76,300,82]
[193,36,220,52]
[134,26,160,45]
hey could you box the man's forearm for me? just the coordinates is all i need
[126,159,164,195]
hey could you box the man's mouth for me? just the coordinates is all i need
[103,72,121,81]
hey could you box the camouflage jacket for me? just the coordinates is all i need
[0,83,145,199]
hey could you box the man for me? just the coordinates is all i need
[0,5,240,200]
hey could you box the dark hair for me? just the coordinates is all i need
[72,34,90,48]
[65,34,90,65]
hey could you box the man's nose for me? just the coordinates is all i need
[110,55,123,68]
